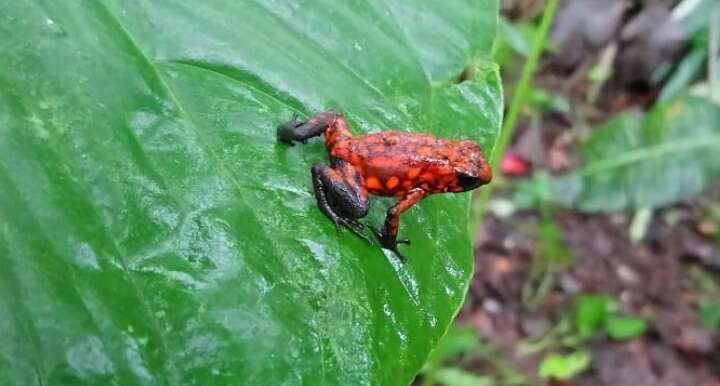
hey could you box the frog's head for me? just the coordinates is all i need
[450,140,492,191]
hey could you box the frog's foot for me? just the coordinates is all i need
[334,218,373,245]
[276,114,305,145]
[311,162,372,245]
[369,225,409,262]
[276,111,339,145]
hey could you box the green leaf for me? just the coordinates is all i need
[674,0,717,35]
[698,302,720,330]
[493,17,530,71]
[659,37,708,102]
[0,2,502,386]
[574,294,616,338]
[513,171,552,208]
[431,367,494,386]
[424,327,479,369]
[528,88,570,114]
[605,315,648,340]
[538,350,590,380]
[537,216,575,266]
[587,65,611,84]
[553,96,720,211]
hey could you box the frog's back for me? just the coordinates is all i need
[351,131,442,157]
[330,131,458,196]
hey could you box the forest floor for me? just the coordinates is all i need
[463,175,720,386]
[458,1,720,385]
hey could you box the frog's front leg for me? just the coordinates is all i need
[311,161,371,243]
[277,110,342,145]
[374,189,427,261]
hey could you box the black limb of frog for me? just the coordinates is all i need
[310,162,372,244]
[276,110,340,145]
[370,189,425,262]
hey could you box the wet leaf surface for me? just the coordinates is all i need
[0,1,501,385]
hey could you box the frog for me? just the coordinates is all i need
[277,110,492,261]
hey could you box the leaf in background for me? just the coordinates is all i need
[605,315,648,340]
[537,216,575,266]
[574,294,616,338]
[492,17,529,71]
[659,35,708,102]
[423,327,479,370]
[672,0,716,35]
[698,302,720,331]
[431,367,494,386]
[552,96,720,212]
[0,1,502,386]
[538,350,590,380]
[513,171,552,208]
[527,87,570,114]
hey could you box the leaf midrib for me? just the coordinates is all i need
[575,134,720,177]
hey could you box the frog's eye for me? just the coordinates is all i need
[456,172,482,191]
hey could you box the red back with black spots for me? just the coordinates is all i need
[330,131,491,197]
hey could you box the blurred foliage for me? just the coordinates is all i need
[574,294,647,341]
[522,213,575,308]
[514,172,575,308]
[527,88,570,115]
[514,171,551,208]
[420,327,527,386]
[468,0,720,383]
[507,0,720,214]
[549,95,720,212]
[574,294,618,339]
[431,368,494,386]
[660,33,708,102]
[473,0,560,227]
[698,302,720,331]
[538,350,589,380]
[587,65,612,85]
[605,315,649,340]
[673,0,718,35]
[536,216,574,267]
[522,293,646,381]
[492,17,531,74]
[424,327,481,369]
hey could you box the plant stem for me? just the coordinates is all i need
[471,0,561,228]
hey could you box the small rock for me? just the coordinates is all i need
[672,326,715,354]
[617,264,640,284]
[482,298,503,314]
[487,198,517,219]
[697,219,718,236]
[559,272,582,294]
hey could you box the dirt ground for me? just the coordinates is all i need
[463,195,720,385]
[458,1,720,384]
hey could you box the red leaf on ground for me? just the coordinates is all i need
[501,152,531,176]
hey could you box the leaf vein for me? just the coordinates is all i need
[576,135,720,177]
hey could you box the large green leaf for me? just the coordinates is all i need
[552,96,720,211]
[0,1,502,386]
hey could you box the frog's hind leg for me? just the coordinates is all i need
[277,110,344,145]
[311,161,371,243]
[373,188,427,262]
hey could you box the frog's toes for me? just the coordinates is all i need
[334,218,372,244]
